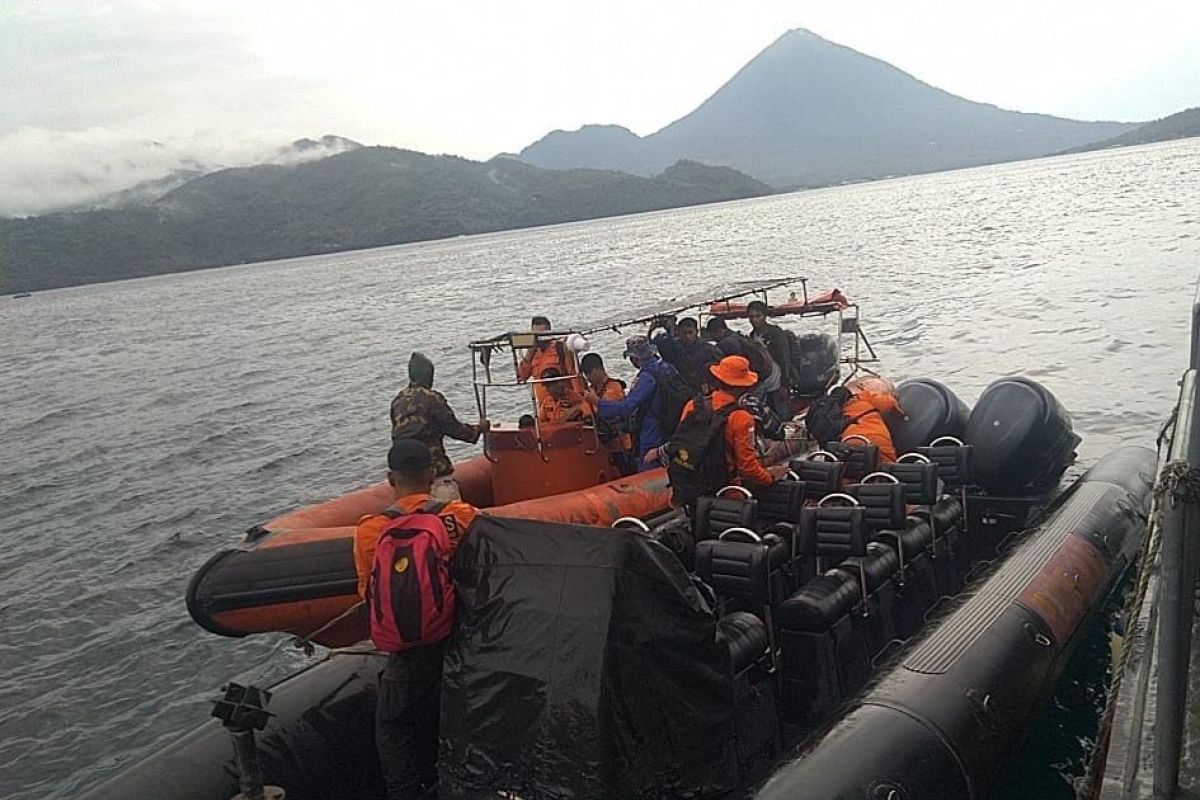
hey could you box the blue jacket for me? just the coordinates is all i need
[596,359,676,454]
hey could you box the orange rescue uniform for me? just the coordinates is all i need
[841,390,902,463]
[353,492,480,600]
[680,389,775,487]
[538,385,587,423]
[518,342,570,404]
[589,376,634,454]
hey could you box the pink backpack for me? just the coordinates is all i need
[367,500,456,652]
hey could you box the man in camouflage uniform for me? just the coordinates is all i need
[390,352,490,502]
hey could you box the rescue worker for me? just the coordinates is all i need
[353,439,480,800]
[583,336,681,470]
[672,317,721,391]
[389,352,490,502]
[648,314,682,366]
[517,315,569,404]
[537,366,587,423]
[841,386,903,462]
[647,355,785,487]
[746,300,793,419]
[704,316,783,421]
[580,352,635,473]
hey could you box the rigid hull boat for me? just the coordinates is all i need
[83,278,1153,800]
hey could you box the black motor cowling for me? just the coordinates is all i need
[890,378,970,454]
[965,376,1079,494]
[789,332,839,398]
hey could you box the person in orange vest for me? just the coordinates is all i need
[517,315,569,404]
[536,366,587,423]
[353,439,480,799]
[841,388,902,462]
[646,355,785,488]
[580,352,636,473]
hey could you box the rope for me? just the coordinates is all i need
[1157,460,1200,507]
[290,601,365,657]
[1077,449,1200,795]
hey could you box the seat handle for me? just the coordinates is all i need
[817,493,861,507]
[841,434,873,446]
[897,452,932,463]
[785,469,802,481]
[860,472,901,484]
[718,527,762,543]
[803,449,839,462]
[929,436,965,447]
[716,485,754,500]
[611,516,650,531]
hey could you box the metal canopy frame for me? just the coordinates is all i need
[573,276,878,375]
[467,330,599,461]
[466,276,881,442]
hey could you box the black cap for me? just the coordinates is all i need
[388,439,432,472]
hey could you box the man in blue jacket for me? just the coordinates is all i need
[584,336,681,471]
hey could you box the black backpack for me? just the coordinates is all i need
[732,330,772,377]
[665,398,735,507]
[654,362,694,438]
[804,385,854,445]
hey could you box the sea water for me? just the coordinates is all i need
[2,139,1198,799]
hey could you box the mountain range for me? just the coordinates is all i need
[0,152,769,293]
[517,29,1137,187]
[5,28,1196,294]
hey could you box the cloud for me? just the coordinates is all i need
[1,0,1197,216]
[0,127,356,217]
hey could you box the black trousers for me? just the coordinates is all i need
[376,643,446,799]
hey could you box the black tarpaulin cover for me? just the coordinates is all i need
[440,515,737,799]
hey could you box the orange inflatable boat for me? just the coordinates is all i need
[186,282,829,649]
[187,419,677,648]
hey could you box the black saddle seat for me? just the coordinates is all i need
[826,441,880,481]
[790,456,846,502]
[881,461,940,505]
[693,495,759,542]
[917,442,975,488]
[799,505,867,560]
[834,542,900,593]
[717,611,769,673]
[777,572,861,633]
[891,518,934,559]
[931,496,963,529]
[753,480,805,527]
[848,482,905,532]
[695,536,789,598]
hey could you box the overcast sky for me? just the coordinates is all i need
[3,0,1199,215]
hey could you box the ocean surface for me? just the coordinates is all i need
[2,139,1198,800]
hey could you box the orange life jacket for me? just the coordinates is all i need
[841,390,902,463]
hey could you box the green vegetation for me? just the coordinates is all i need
[0,150,769,293]
[1059,107,1200,154]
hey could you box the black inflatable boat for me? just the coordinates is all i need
[79,378,1149,800]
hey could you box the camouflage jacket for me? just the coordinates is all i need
[389,386,481,476]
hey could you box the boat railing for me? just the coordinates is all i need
[1093,274,1200,799]
[1151,277,1200,798]
[467,331,602,461]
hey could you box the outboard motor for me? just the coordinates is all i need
[790,333,839,399]
[889,378,970,454]
[965,376,1080,494]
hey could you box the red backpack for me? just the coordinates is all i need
[367,499,456,652]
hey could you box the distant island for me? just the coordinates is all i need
[1057,107,1200,155]
[0,151,769,293]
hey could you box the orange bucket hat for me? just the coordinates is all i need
[709,355,758,387]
